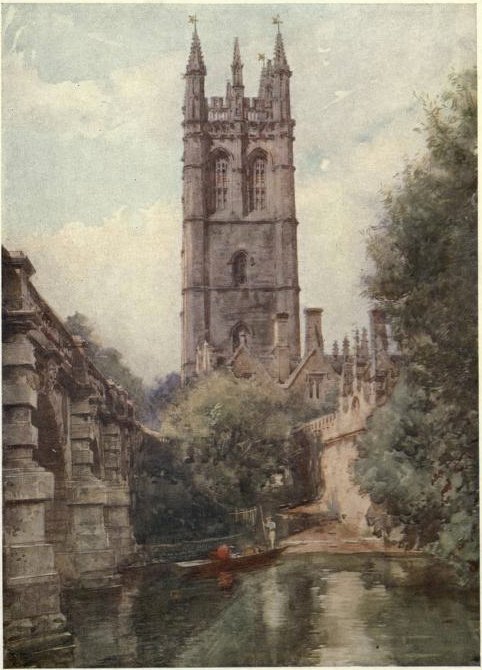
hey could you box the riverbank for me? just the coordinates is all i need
[280,520,423,557]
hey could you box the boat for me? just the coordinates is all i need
[173,546,287,579]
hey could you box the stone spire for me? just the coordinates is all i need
[273,30,289,71]
[186,25,206,75]
[231,37,243,87]
[271,28,291,121]
[184,25,206,122]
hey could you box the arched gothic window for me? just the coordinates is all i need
[212,155,228,212]
[249,156,267,212]
[232,251,248,286]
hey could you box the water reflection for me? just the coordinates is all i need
[64,554,479,667]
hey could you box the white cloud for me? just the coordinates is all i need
[3,50,183,145]
[4,201,182,384]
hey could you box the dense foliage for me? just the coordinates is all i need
[355,70,477,585]
[133,371,326,541]
[161,371,323,509]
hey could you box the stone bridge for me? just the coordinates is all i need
[2,248,143,666]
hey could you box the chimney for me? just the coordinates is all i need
[273,312,290,382]
[304,308,323,355]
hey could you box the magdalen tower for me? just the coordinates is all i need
[181,20,301,382]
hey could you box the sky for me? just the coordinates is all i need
[2,3,476,385]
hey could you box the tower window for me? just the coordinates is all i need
[232,251,248,286]
[249,157,267,212]
[214,157,228,211]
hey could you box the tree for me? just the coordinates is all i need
[144,372,181,429]
[160,371,321,511]
[356,70,477,585]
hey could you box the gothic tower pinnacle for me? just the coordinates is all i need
[231,37,243,87]
[184,22,207,122]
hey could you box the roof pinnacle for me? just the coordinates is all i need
[231,37,243,87]
[274,30,288,69]
[186,17,206,75]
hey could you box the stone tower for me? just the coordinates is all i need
[181,25,300,382]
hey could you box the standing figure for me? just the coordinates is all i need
[265,516,277,549]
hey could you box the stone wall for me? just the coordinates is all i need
[320,437,371,533]
[300,341,399,535]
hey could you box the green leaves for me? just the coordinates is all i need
[161,371,319,510]
[358,70,478,584]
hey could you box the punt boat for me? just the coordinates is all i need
[173,546,287,579]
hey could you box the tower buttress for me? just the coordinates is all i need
[181,27,209,382]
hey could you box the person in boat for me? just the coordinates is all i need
[264,516,277,549]
[213,544,231,560]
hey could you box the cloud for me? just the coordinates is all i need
[2,49,183,145]
[322,89,354,111]
[3,52,109,138]
[4,201,182,383]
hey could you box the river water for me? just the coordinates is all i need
[63,553,479,667]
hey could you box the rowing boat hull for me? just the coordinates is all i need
[174,547,287,578]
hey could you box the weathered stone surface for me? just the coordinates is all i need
[4,467,54,502]
[4,502,46,544]
[3,383,38,408]
[2,341,36,367]
[69,479,108,505]
[3,422,38,447]
[6,544,56,579]
[4,575,62,620]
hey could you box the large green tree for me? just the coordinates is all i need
[160,371,324,510]
[356,70,477,584]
